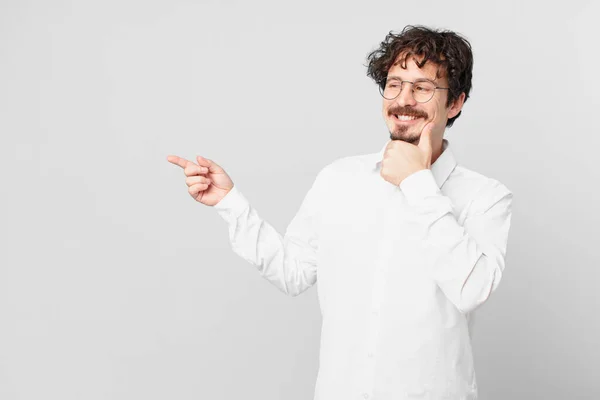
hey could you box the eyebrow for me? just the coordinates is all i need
[386,75,438,84]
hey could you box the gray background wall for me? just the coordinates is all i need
[1,0,598,399]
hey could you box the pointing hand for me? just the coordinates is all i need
[167,154,234,206]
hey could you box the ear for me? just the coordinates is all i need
[447,92,466,119]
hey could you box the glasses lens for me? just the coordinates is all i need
[412,81,435,103]
[379,80,437,102]
[380,80,401,100]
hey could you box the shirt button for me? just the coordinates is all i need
[362,393,370,399]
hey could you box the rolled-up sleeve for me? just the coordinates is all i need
[400,169,514,313]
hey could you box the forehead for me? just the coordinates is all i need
[388,54,445,82]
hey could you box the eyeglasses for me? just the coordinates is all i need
[379,77,449,103]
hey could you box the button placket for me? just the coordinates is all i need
[360,194,398,400]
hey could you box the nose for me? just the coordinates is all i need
[395,82,417,107]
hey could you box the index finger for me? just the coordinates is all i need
[167,155,191,169]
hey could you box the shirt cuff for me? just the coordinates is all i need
[399,169,441,205]
[213,185,250,220]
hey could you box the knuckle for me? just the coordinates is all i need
[184,166,198,176]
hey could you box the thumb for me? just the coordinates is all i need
[196,155,223,173]
[418,122,434,154]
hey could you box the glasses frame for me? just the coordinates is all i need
[379,77,450,103]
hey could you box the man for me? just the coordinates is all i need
[168,25,513,400]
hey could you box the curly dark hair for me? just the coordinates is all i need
[366,25,473,127]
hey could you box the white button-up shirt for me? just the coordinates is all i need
[213,139,513,400]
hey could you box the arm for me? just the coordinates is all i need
[212,171,325,297]
[400,169,514,314]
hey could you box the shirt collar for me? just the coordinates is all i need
[369,138,457,188]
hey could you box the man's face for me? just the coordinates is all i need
[382,55,463,144]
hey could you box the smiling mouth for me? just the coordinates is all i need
[392,114,423,122]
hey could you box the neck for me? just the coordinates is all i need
[431,138,444,164]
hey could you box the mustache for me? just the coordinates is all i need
[388,106,428,119]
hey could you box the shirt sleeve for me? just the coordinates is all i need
[212,170,325,297]
[399,169,514,314]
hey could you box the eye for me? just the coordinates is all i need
[414,83,433,92]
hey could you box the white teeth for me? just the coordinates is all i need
[395,114,418,121]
